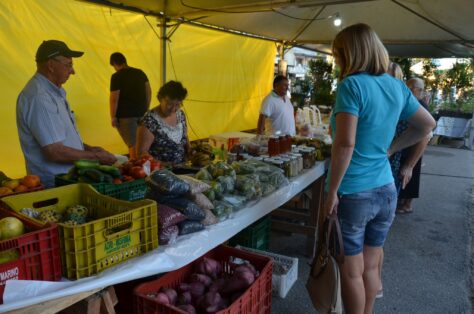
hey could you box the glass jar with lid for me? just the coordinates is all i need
[291,153,304,173]
[300,148,313,169]
[268,137,280,157]
[279,157,292,177]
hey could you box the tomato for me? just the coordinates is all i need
[130,166,146,179]
[121,162,134,176]
[122,175,134,182]
[22,175,41,188]
[113,178,122,184]
[150,160,161,172]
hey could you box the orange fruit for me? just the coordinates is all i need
[0,187,13,196]
[21,175,40,188]
[14,185,28,193]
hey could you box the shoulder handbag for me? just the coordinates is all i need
[306,211,345,314]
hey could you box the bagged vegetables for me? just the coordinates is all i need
[162,198,206,221]
[159,225,179,245]
[201,208,218,226]
[211,200,234,220]
[157,204,187,229]
[147,169,190,195]
[192,193,214,210]
[179,175,210,194]
[178,220,205,235]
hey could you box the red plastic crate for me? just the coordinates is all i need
[0,206,61,304]
[134,245,273,314]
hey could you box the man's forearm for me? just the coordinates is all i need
[43,145,97,164]
[257,115,265,134]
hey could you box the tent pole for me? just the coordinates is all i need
[277,42,287,77]
[161,16,167,86]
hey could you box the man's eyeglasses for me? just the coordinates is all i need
[51,58,73,69]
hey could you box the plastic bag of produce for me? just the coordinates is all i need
[201,208,218,226]
[235,174,262,200]
[178,175,210,194]
[231,161,256,175]
[260,182,276,195]
[195,168,213,181]
[162,198,206,221]
[145,188,181,203]
[203,189,215,202]
[222,195,247,209]
[192,193,214,210]
[212,200,234,220]
[216,175,235,193]
[206,161,236,179]
[204,180,224,200]
[146,169,190,195]
[159,225,179,245]
[158,204,187,229]
[178,220,205,235]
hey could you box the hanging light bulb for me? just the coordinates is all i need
[333,13,342,27]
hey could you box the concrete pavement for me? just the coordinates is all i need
[270,145,473,314]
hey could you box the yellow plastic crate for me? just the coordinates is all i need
[1,184,158,280]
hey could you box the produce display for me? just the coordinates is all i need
[146,256,260,314]
[189,142,215,167]
[21,204,91,226]
[57,157,160,185]
[0,217,25,263]
[0,172,42,197]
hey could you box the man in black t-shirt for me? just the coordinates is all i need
[110,52,151,159]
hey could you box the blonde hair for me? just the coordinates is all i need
[332,23,389,80]
[388,62,404,80]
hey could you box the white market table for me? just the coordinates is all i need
[0,161,327,313]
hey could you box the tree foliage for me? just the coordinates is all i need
[307,58,335,106]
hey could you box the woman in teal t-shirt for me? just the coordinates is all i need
[324,23,435,314]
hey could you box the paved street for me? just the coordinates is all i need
[270,145,474,314]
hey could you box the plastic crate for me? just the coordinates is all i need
[55,175,147,201]
[0,184,45,199]
[0,206,61,303]
[134,245,273,314]
[229,216,271,251]
[236,246,298,298]
[1,184,158,280]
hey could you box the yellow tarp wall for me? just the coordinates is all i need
[0,0,275,178]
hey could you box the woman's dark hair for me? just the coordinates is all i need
[157,81,188,101]
[110,52,126,65]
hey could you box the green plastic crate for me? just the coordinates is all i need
[229,216,271,251]
[55,175,147,201]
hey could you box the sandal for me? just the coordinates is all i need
[376,289,383,299]
[396,207,413,214]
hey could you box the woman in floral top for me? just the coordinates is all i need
[137,81,189,164]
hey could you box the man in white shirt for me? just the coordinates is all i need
[257,75,296,136]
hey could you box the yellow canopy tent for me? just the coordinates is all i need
[0,0,275,178]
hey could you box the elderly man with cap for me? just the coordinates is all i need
[16,40,116,188]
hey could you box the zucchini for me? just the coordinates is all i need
[97,165,121,178]
[78,168,104,183]
[74,159,99,170]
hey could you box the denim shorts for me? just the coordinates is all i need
[117,117,141,147]
[337,183,397,256]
